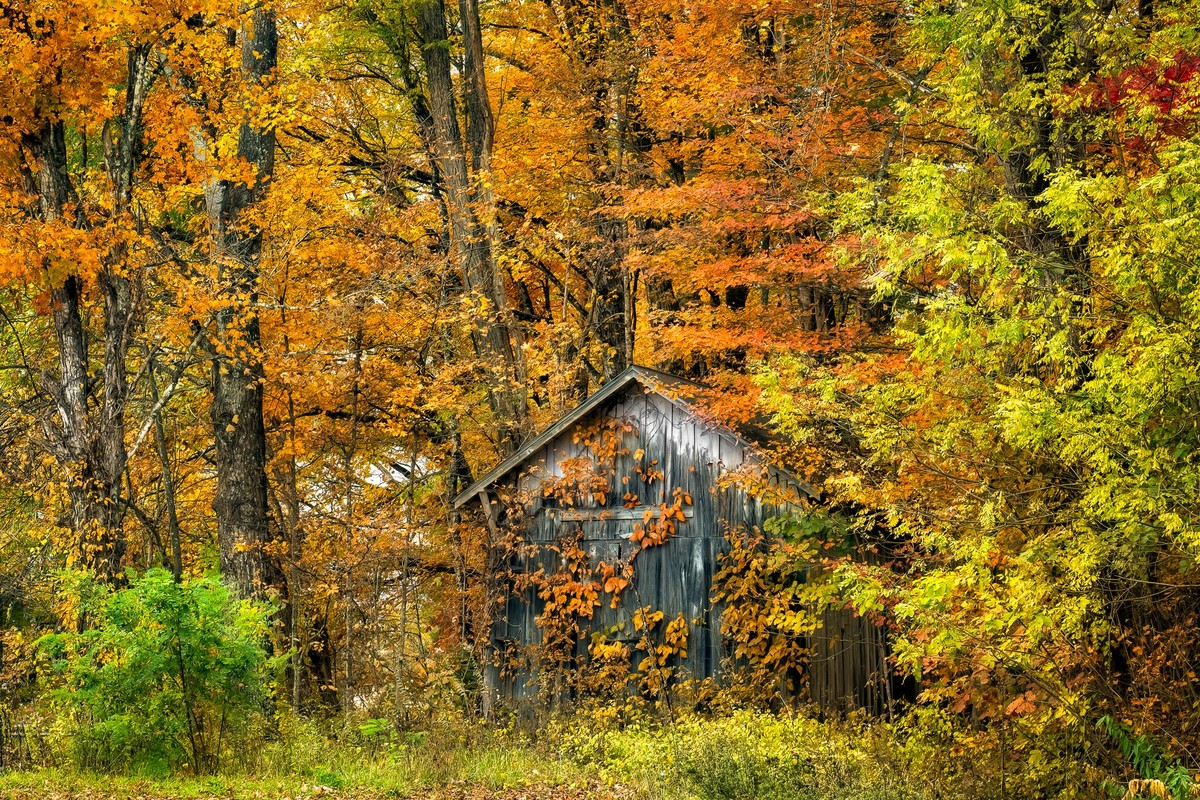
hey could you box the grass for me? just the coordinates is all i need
[0,710,927,800]
[0,730,622,800]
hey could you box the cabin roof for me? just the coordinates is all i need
[453,365,808,508]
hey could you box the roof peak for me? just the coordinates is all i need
[452,365,703,508]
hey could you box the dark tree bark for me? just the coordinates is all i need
[458,0,493,175]
[414,0,527,454]
[21,42,154,585]
[204,1,284,600]
[544,0,644,388]
[148,355,183,582]
[585,217,632,380]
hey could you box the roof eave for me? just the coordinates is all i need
[451,367,653,508]
[450,365,813,509]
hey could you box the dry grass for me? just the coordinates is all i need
[0,771,641,800]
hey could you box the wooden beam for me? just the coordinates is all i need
[548,506,696,522]
[478,489,500,538]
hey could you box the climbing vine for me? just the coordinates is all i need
[485,414,857,711]
[489,415,699,705]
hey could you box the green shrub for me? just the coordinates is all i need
[560,709,927,800]
[38,568,279,774]
[1098,715,1195,800]
[672,713,816,800]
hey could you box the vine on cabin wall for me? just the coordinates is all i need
[711,512,881,705]
[490,416,694,704]
[486,416,859,709]
[712,529,822,702]
[577,606,691,703]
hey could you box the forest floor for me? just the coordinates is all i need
[0,773,641,800]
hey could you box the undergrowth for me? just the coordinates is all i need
[0,716,588,797]
[0,704,1188,799]
[0,708,928,800]
[554,708,925,800]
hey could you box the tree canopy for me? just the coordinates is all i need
[1,0,1199,795]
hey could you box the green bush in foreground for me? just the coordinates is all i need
[38,568,279,775]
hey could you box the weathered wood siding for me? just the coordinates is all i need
[484,382,889,712]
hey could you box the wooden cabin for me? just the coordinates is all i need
[455,366,893,712]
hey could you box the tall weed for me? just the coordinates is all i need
[558,709,926,800]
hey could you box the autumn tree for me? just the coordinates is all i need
[414,0,528,455]
[756,0,1200,790]
[200,0,284,601]
[0,0,166,585]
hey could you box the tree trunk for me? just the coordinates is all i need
[205,1,283,600]
[23,42,153,586]
[148,356,183,582]
[414,0,527,454]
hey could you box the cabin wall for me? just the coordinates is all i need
[483,385,885,713]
